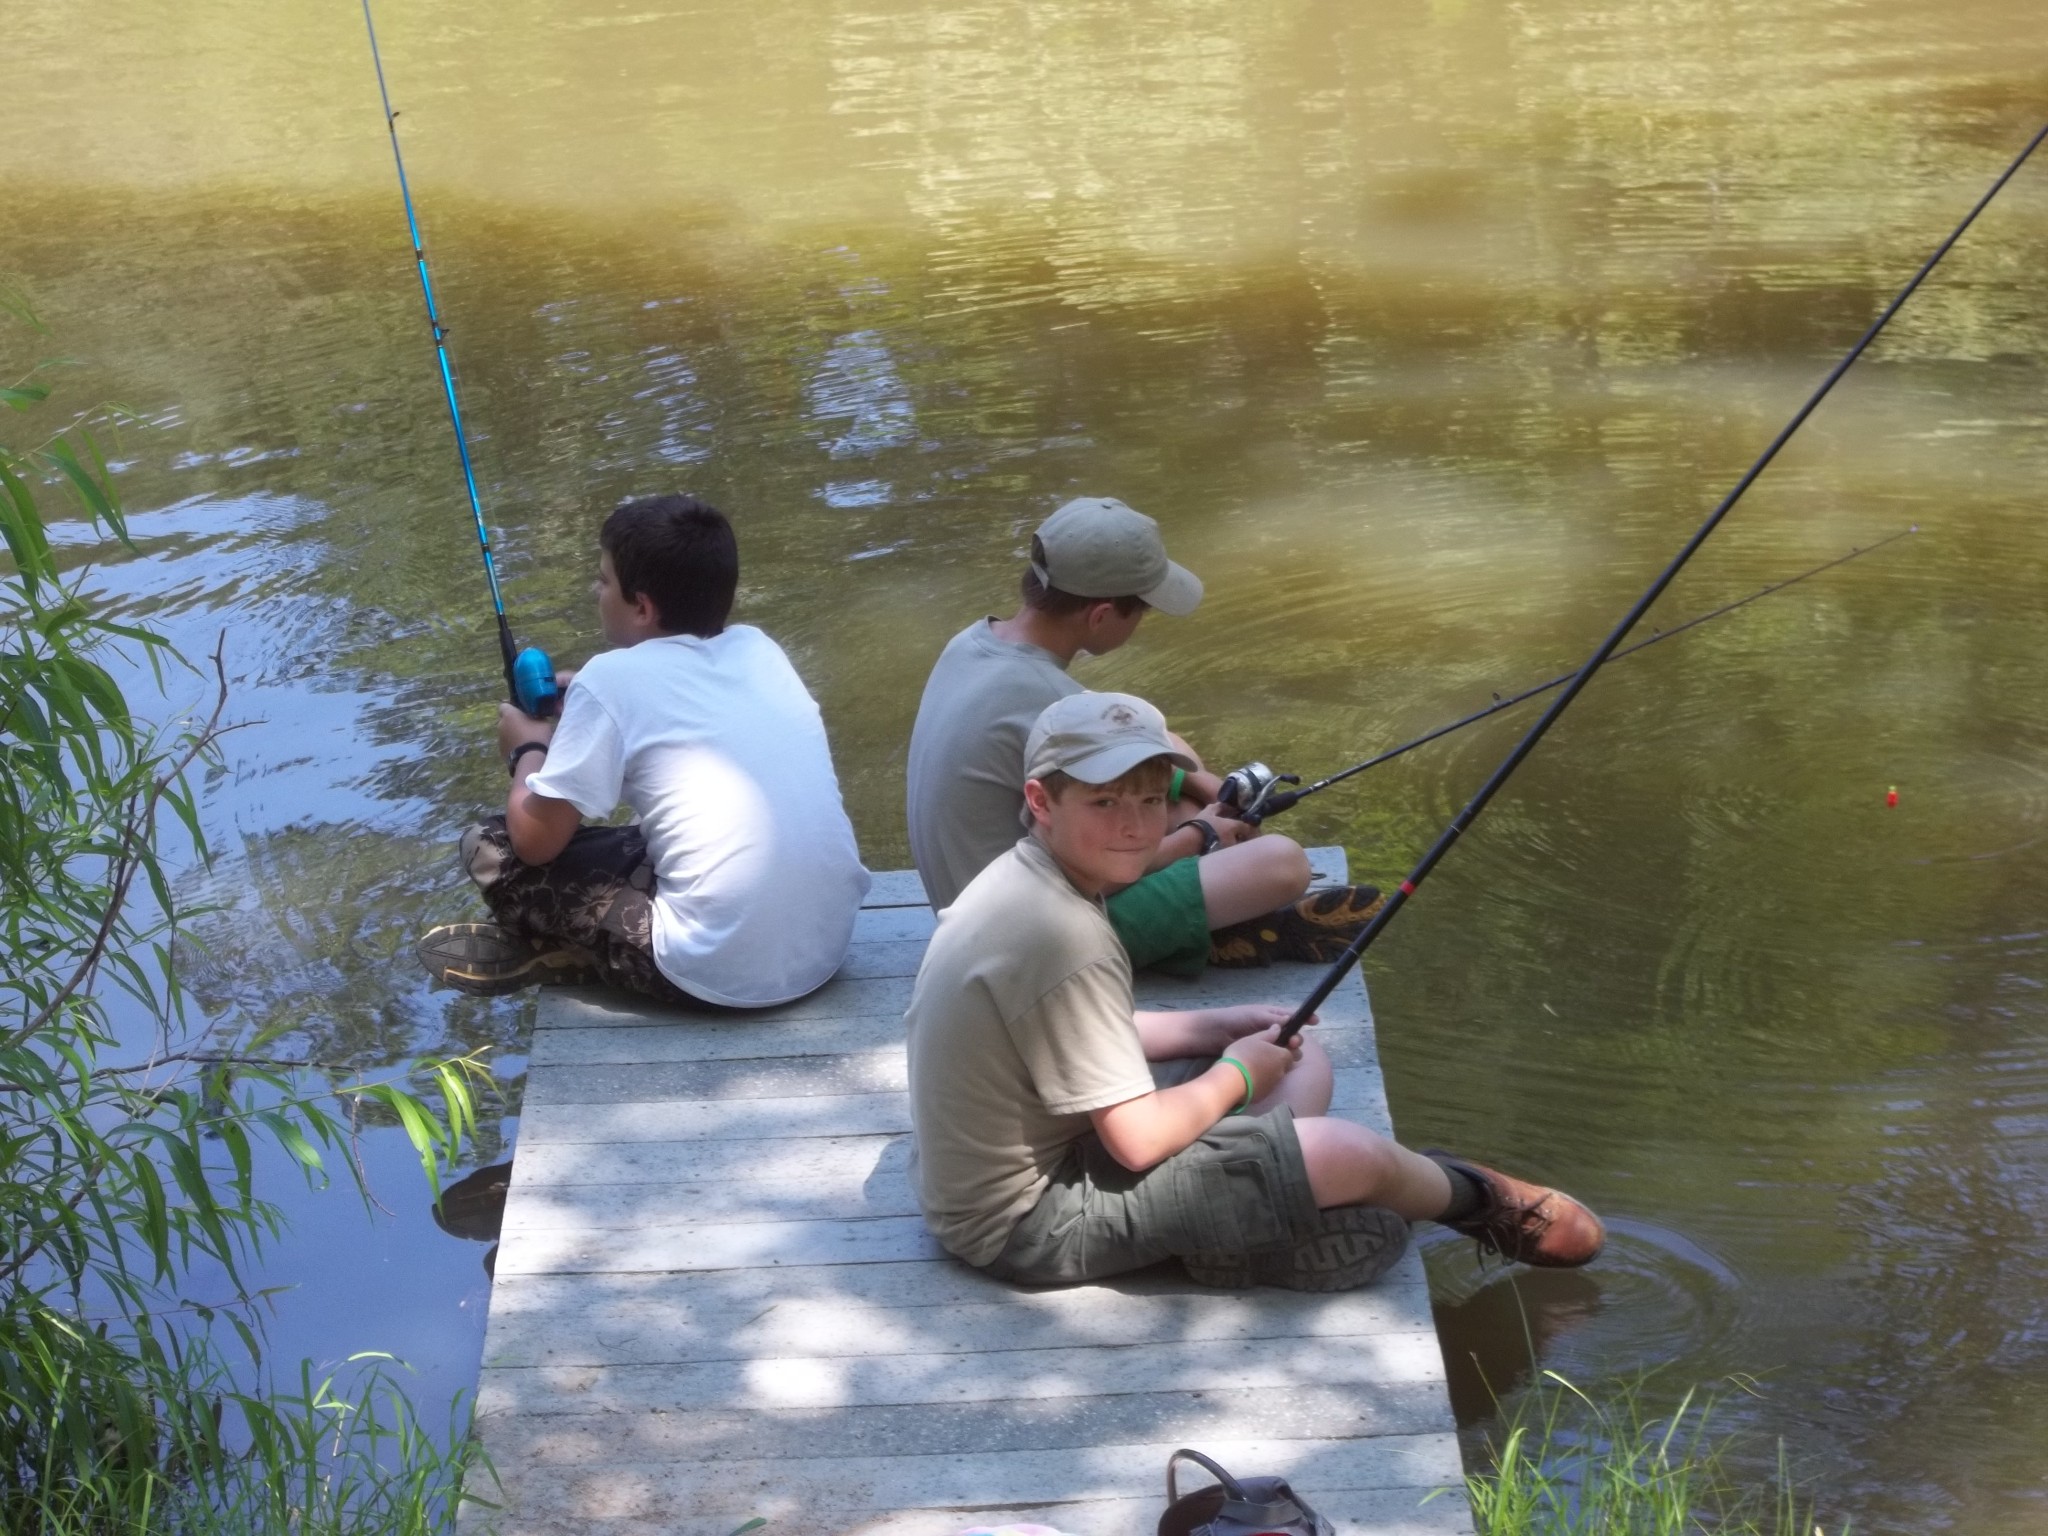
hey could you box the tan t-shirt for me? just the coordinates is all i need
[904,619,1082,911]
[904,836,1155,1266]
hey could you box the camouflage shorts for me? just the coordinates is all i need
[459,815,704,1008]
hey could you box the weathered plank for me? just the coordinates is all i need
[480,1262,1433,1369]
[515,1067,1391,1144]
[537,973,916,1029]
[482,1433,1464,1524]
[477,1381,1457,1464]
[480,1329,1448,1416]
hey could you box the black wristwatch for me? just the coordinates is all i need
[1173,817,1221,856]
[507,740,550,777]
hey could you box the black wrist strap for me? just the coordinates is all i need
[1173,817,1220,856]
[507,740,550,777]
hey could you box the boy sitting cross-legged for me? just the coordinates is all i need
[904,689,1604,1289]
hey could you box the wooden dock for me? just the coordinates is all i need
[468,851,1473,1536]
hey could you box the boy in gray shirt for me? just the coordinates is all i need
[904,690,1604,1288]
[905,496,1380,976]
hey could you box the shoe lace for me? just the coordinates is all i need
[1470,1192,1552,1264]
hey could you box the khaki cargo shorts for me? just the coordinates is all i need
[982,1057,1321,1286]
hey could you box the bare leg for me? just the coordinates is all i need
[1293,1117,1456,1220]
[1251,1033,1333,1118]
[1196,835,1311,927]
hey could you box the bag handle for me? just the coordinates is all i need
[1167,1448,1250,1508]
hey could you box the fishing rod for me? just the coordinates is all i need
[359,0,558,719]
[1220,526,1917,824]
[1275,121,2048,1049]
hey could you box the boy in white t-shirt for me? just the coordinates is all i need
[417,495,871,1010]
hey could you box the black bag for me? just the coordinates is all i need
[1157,1448,1335,1536]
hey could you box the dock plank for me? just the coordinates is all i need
[467,853,1472,1536]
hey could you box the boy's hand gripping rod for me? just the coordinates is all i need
[1276,121,2048,1047]
[360,0,559,719]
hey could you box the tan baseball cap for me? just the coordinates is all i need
[1031,497,1204,617]
[1025,691,1201,786]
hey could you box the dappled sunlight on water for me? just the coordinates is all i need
[8,0,2048,1528]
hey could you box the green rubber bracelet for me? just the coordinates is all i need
[1169,767,1186,802]
[1217,1055,1255,1116]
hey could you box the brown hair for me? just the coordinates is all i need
[1035,756,1175,801]
[600,494,737,637]
[1020,536,1147,618]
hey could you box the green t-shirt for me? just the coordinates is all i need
[904,836,1155,1266]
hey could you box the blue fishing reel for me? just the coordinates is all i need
[511,645,561,718]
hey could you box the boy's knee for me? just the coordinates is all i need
[1251,834,1312,899]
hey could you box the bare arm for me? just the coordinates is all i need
[1133,1003,1300,1060]
[1089,1028,1302,1171]
[497,703,582,865]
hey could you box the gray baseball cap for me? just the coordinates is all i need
[1024,691,1201,786]
[1031,497,1204,617]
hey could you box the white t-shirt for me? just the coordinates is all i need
[524,625,871,1007]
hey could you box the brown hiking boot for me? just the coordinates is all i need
[1182,1205,1410,1292]
[417,922,599,996]
[1207,884,1385,969]
[1424,1151,1605,1268]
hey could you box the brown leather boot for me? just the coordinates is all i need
[1424,1151,1605,1268]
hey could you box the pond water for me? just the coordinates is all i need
[8,1,2048,1529]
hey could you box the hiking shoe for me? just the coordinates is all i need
[417,922,599,996]
[1424,1151,1605,1268]
[1182,1205,1411,1292]
[1207,884,1386,969]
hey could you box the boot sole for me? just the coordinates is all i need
[418,925,599,997]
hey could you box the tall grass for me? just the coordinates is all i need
[1456,1372,1841,1536]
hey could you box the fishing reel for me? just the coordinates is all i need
[1216,761,1301,824]
[511,645,561,718]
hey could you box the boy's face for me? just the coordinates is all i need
[594,551,659,647]
[1076,599,1147,658]
[1025,772,1171,894]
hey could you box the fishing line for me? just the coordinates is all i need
[359,0,557,718]
[1231,526,1916,824]
[1276,122,2048,1047]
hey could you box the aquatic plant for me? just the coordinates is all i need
[1,290,492,1532]
[1454,1372,1841,1536]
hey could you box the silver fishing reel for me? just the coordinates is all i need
[1217,761,1299,823]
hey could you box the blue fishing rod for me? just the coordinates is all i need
[1276,120,2048,1047]
[360,0,558,719]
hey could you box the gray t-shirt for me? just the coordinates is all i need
[904,619,1082,911]
[904,836,1154,1266]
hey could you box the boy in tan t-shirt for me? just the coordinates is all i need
[903,689,1606,1288]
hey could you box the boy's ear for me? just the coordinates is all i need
[1022,777,1055,828]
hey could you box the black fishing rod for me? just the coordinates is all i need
[1223,526,1916,824]
[1276,122,2048,1048]
[359,0,558,719]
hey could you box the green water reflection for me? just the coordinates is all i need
[8,1,2048,1528]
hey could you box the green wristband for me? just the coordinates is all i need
[1217,1055,1255,1116]
[1170,767,1186,802]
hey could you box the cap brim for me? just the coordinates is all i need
[1059,740,1203,786]
[1138,560,1203,618]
